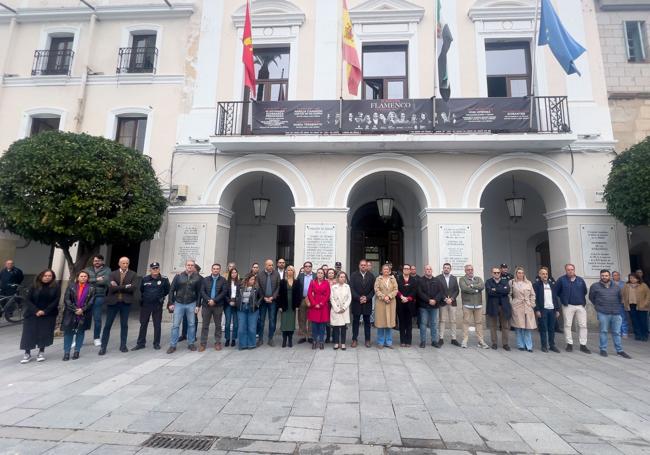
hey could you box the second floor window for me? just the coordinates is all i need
[30,116,60,136]
[116,117,147,152]
[130,34,157,73]
[254,47,290,101]
[485,41,531,97]
[362,44,408,100]
[625,21,647,62]
[36,35,74,76]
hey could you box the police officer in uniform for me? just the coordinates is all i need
[132,262,170,350]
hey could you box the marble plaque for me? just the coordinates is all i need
[174,223,207,271]
[580,224,619,278]
[439,224,471,275]
[304,224,336,267]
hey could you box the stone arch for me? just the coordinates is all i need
[328,153,446,208]
[202,154,314,208]
[462,153,586,211]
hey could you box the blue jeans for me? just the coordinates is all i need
[63,328,85,354]
[312,322,326,343]
[92,295,105,340]
[597,312,623,352]
[537,308,556,349]
[376,327,393,346]
[620,306,629,336]
[170,302,197,347]
[225,304,238,341]
[238,310,258,349]
[419,307,439,344]
[515,328,533,350]
[257,301,277,341]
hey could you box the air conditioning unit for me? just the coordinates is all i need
[172,184,188,201]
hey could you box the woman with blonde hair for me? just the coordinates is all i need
[374,264,398,348]
[510,266,537,352]
[278,265,302,348]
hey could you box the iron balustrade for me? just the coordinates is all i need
[116,47,158,74]
[215,96,570,136]
[31,49,74,76]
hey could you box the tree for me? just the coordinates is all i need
[0,131,167,276]
[604,137,650,227]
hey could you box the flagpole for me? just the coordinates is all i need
[432,0,438,130]
[529,0,541,130]
[340,0,344,101]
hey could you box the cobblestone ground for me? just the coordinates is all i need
[1,317,650,454]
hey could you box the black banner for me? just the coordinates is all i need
[252,100,340,134]
[341,99,434,133]
[435,97,531,132]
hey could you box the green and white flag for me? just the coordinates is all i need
[436,0,453,101]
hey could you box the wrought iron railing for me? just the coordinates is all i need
[215,96,571,136]
[31,49,74,76]
[116,47,158,74]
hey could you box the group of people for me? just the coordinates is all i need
[13,253,650,362]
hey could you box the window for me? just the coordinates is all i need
[276,225,294,265]
[129,34,157,73]
[116,117,147,152]
[362,44,408,100]
[29,116,60,136]
[625,21,647,62]
[45,35,74,75]
[485,41,531,97]
[253,47,290,101]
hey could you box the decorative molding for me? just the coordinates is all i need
[0,3,194,24]
[18,107,67,139]
[350,0,425,24]
[2,74,184,87]
[544,208,612,221]
[168,205,235,218]
[599,0,650,11]
[292,207,350,213]
[232,0,305,28]
[418,208,484,220]
[468,0,535,21]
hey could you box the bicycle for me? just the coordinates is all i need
[0,285,26,323]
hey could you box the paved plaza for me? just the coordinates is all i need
[0,318,650,455]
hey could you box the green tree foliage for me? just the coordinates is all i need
[604,137,650,227]
[0,131,167,274]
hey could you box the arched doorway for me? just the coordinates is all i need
[480,170,566,277]
[347,171,427,274]
[219,172,296,270]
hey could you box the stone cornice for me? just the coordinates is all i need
[468,6,536,22]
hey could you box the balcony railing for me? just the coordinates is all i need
[31,49,74,76]
[116,47,158,74]
[215,96,570,136]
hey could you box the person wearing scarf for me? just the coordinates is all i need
[62,271,96,361]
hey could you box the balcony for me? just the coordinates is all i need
[31,49,74,76]
[116,47,158,74]
[211,96,576,154]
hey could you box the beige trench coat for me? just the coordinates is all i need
[330,283,351,326]
[374,275,398,328]
[510,280,537,330]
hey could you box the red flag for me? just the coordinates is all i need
[342,0,361,96]
[242,1,256,98]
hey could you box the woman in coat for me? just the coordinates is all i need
[325,268,337,343]
[374,264,398,348]
[510,267,537,352]
[623,273,650,341]
[330,271,351,350]
[532,267,560,353]
[20,269,61,363]
[62,270,96,360]
[278,266,302,348]
[225,268,240,347]
[307,268,330,350]
[237,274,262,350]
[396,264,417,347]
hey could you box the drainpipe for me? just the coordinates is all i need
[0,17,17,109]
[73,13,97,132]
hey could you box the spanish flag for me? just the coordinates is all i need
[342,0,361,96]
[242,0,256,98]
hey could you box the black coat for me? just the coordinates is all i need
[237,285,262,313]
[277,279,302,311]
[106,269,137,305]
[485,277,511,318]
[417,275,443,309]
[201,275,228,306]
[397,275,418,316]
[256,270,281,300]
[20,283,61,351]
[350,270,376,315]
[62,284,96,331]
[533,277,560,312]
[436,274,459,306]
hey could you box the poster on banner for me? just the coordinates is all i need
[304,224,336,267]
[580,224,619,278]
[252,100,340,134]
[341,99,434,133]
[435,98,531,132]
[439,224,472,275]
[174,223,207,271]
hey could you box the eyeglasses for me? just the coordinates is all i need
[492,272,500,275]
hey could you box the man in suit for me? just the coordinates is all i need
[437,262,460,347]
[200,263,228,351]
[350,259,375,348]
[100,256,137,355]
[256,259,280,346]
[297,261,316,344]
[277,258,287,280]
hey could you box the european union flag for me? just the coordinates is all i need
[538,0,586,76]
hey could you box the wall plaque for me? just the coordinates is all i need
[174,223,207,272]
[439,224,471,275]
[304,224,336,267]
[580,224,619,278]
